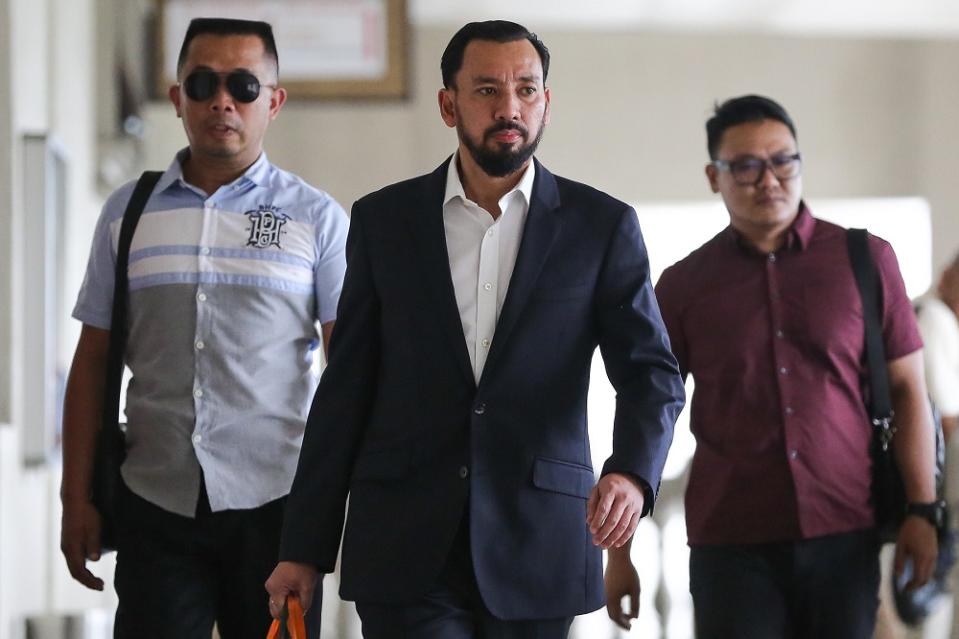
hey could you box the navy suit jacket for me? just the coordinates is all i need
[280,158,685,620]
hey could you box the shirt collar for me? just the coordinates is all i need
[726,200,816,254]
[156,147,272,193]
[790,201,816,250]
[443,151,536,212]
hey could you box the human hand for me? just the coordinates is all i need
[265,561,319,618]
[586,472,645,549]
[605,547,640,630]
[894,516,939,591]
[60,500,105,590]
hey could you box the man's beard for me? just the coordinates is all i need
[458,119,545,178]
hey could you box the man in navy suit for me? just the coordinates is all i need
[266,20,685,638]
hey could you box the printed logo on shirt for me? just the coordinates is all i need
[245,205,289,249]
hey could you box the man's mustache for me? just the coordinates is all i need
[484,121,528,140]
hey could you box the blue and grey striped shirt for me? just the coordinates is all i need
[73,149,348,517]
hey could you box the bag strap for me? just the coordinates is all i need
[101,171,163,432]
[846,228,896,448]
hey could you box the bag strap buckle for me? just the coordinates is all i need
[873,414,897,451]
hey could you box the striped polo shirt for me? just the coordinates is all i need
[73,149,348,517]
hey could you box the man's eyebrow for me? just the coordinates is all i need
[469,74,542,85]
[187,65,257,74]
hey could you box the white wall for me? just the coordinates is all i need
[0,0,11,425]
[0,0,10,635]
[0,0,113,637]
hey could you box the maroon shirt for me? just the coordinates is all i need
[656,205,922,546]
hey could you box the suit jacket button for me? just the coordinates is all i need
[459,466,469,479]
[473,403,486,415]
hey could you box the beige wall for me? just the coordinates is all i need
[918,40,959,269]
[143,26,959,269]
[0,0,11,424]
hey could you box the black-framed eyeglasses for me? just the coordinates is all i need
[712,152,802,186]
[181,69,276,104]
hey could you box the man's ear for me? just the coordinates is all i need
[705,163,720,194]
[169,84,183,118]
[268,87,288,119]
[438,88,456,128]
[542,86,551,126]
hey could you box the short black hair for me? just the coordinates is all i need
[176,18,279,78]
[706,95,797,159]
[441,20,550,89]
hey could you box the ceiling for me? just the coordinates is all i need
[411,0,959,38]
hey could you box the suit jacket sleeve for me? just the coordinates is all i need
[279,203,380,571]
[595,207,685,505]
[654,263,690,380]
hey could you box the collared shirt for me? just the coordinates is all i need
[916,293,959,417]
[73,149,349,517]
[443,154,535,382]
[655,204,922,545]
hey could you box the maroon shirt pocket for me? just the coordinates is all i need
[801,280,862,356]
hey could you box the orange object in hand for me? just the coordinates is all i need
[266,595,307,639]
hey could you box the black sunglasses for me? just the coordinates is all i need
[182,69,275,104]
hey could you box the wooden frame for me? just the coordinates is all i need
[155,0,408,99]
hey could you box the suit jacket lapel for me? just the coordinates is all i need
[406,157,476,387]
[481,159,563,384]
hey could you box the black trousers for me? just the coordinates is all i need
[355,515,573,639]
[113,480,321,639]
[689,529,880,639]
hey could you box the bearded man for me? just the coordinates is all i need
[266,20,685,639]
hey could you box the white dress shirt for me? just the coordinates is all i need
[443,154,535,383]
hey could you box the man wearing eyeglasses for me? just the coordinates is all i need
[59,17,346,638]
[604,95,939,637]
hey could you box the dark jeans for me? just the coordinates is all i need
[113,480,321,639]
[689,529,880,639]
[355,516,573,639]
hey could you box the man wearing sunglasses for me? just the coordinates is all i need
[605,95,939,637]
[60,17,346,638]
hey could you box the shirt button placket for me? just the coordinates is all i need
[195,203,215,443]
[474,222,499,379]
[766,253,793,436]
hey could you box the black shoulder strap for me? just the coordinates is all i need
[846,228,894,425]
[101,171,163,432]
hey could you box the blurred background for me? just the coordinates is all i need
[2,0,959,637]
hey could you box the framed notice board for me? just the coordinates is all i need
[156,0,408,99]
